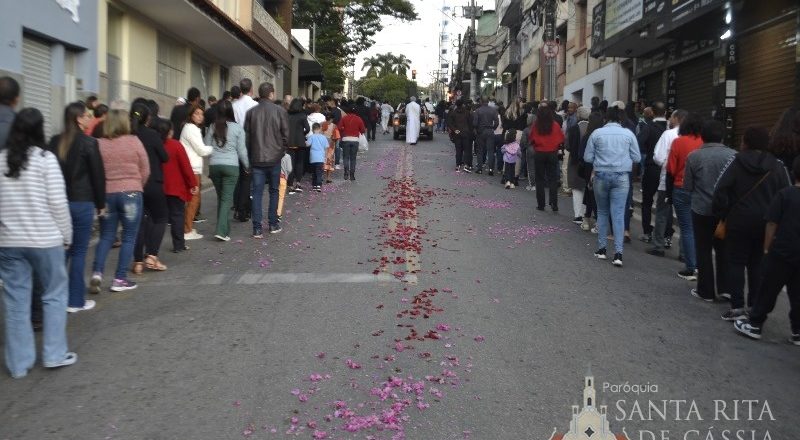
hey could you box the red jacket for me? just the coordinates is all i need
[667,135,703,188]
[337,113,366,138]
[162,138,197,201]
[529,121,565,153]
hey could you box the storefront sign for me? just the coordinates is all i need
[591,2,606,56]
[634,39,718,77]
[643,0,666,18]
[666,68,677,111]
[605,0,643,39]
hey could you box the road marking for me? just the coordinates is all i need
[143,272,400,286]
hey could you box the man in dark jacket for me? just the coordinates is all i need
[472,97,499,174]
[637,102,668,241]
[244,82,289,238]
[713,127,792,320]
[447,99,473,172]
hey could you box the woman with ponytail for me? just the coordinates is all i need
[47,102,106,313]
[130,102,169,273]
[204,99,248,241]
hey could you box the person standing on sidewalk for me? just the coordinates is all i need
[713,127,792,321]
[447,99,473,172]
[530,106,565,212]
[566,106,590,224]
[637,103,668,242]
[646,109,687,257]
[472,97,499,174]
[666,112,705,281]
[48,102,106,313]
[179,105,213,240]
[734,156,800,344]
[0,108,76,378]
[91,109,150,293]
[683,119,735,302]
[583,106,641,267]
[244,83,288,238]
[232,78,259,222]
[206,99,248,241]
[131,102,169,274]
[337,104,366,181]
[156,119,197,253]
[286,98,310,194]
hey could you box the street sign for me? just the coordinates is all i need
[543,40,559,58]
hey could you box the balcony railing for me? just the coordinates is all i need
[252,0,289,49]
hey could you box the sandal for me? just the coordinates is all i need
[144,255,167,271]
[132,261,144,275]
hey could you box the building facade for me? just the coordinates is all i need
[1,0,293,136]
[0,0,100,137]
[591,0,800,145]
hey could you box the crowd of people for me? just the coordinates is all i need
[1,70,798,379]
[441,94,800,346]
[0,76,374,379]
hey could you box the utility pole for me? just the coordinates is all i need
[543,0,557,101]
[312,23,316,58]
[468,0,478,103]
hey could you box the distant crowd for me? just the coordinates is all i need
[440,93,800,347]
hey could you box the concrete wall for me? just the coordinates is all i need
[0,0,99,94]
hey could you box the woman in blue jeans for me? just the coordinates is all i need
[48,102,106,313]
[583,107,641,267]
[0,108,76,378]
[91,109,150,293]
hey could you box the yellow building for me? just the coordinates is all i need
[97,0,293,112]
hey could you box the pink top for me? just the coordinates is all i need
[97,135,150,193]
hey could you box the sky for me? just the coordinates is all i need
[353,0,497,86]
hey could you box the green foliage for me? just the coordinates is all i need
[293,0,417,92]
[357,73,416,104]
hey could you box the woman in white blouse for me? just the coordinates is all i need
[179,105,213,240]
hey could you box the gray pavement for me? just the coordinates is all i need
[1,134,798,440]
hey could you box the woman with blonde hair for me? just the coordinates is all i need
[90,109,150,293]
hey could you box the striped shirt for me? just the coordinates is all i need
[0,147,72,247]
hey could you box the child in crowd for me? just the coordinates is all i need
[156,119,197,253]
[277,152,292,222]
[322,113,340,183]
[307,123,329,192]
[735,156,800,345]
[501,129,521,189]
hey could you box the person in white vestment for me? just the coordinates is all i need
[405,97,421,145]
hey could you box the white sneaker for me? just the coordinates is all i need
[335,164,341,170]
[580,219,591,231]
[67,299,96,313]
[509,183,515,189]
[185,230,204,240]
[214,234,230,241]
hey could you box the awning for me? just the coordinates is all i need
[114,0,284,66]
[298,59,324,82]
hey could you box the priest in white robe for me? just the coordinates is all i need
[405,97,421,145]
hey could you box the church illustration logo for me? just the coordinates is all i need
[547,366,630,440]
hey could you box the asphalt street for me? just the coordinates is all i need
[1,133,798,440]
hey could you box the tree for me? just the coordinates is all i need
[390,54,412,76]
[293,0,418,92]
[357,73,416,105]
[361,56,382,78]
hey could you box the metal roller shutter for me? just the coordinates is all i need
[735,18,796,143]
[22,36,53,138]
[675,55,714,117]
[641,72,665,104]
